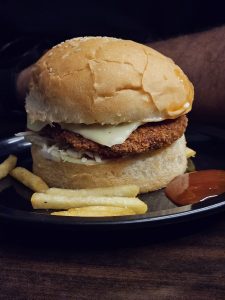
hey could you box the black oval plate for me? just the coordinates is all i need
[0,124,225,231]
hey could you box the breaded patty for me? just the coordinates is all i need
[42,115,187,159]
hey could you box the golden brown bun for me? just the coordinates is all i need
[31,136,187,193]
[26,37,194,125]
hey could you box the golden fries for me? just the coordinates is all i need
[185,147,196,172]
[31,193,148,214]
[1,154,148,218]
[0,155,17,180]
[47,185,139,198]
[186,147,196,158]
[51,206,136,217]
[10,167,49,192]
[186,159,196,172]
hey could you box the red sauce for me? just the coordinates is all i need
[165,170,225,206]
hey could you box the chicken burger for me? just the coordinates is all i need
[25,37,194,193]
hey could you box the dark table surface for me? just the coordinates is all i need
[0,116,225,300]
[0,213,224,300]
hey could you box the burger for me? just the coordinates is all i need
[25,37,194,193]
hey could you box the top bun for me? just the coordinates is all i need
[26,37,194,125]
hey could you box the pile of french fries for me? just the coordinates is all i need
[0,155,147,217]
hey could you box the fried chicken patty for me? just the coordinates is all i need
[41,115,187,159]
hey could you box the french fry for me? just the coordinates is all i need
[186,147,196,158]
[31,193,148,214]
[51,206,136,217]
[186,158,196,172]
[46,185,140,198]
[0,155,17,180]
[10,167,49,192]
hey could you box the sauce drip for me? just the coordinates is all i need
[165,170,225,206]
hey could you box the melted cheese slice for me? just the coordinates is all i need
[61,122,142,147]
[27,119,142,147]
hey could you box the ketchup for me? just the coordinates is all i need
[165,170,225,206]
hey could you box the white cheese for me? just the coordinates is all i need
[60,122,142,147]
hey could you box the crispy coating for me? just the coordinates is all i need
[42,116,187,159]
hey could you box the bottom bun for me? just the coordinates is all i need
[31,135,187,193]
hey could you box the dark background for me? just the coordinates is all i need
[1,0,225,64]
[1,0,225,45]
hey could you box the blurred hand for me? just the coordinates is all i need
[16,65,33,103]
[150,25,225,124]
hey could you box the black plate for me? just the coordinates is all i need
[0,124,225,232]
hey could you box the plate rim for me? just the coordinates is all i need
[0,195,224,230]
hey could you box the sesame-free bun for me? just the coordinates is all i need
[26,37,194,125]
[31,135,187,193]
